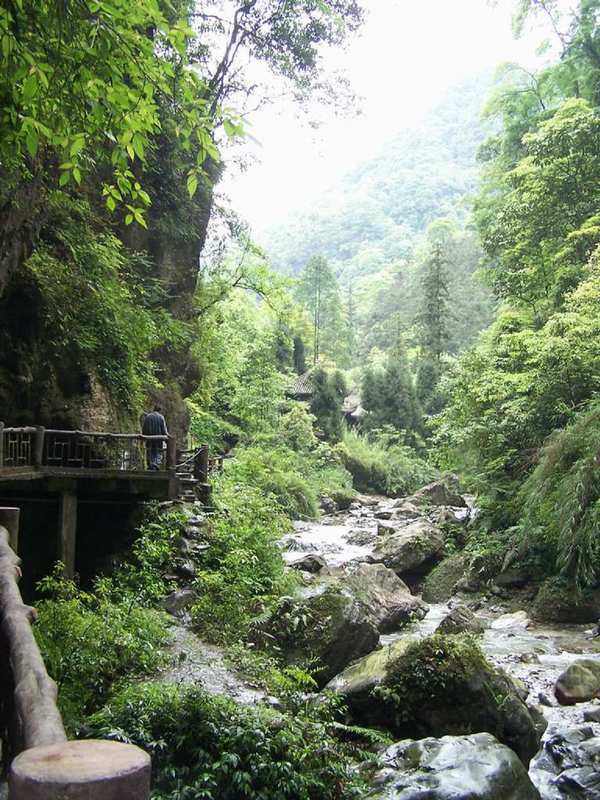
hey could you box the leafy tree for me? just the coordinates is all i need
[310,368,347,442]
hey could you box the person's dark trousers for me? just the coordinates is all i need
[147,444,162,470]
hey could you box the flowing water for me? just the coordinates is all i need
[280,496,600,798]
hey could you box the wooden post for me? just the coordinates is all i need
[58,492,77,579]
[0,421,4,469]
[195,446,209,482]
[0,507,20,553]
[33,426,45,468]
[166,436,176,472]
[10,740,151,800]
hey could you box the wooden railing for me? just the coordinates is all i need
[176,446,225,482]
[0,508,150,798]
[0,424,176,473]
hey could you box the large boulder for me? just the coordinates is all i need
[329,633,542,764]
[531,578,600,624]
[343,563,428,633]
[264,583,379,687]
[530,726,600,799]
[422,554,469,603]
[407,479,467,508]
[326,638,415,727]
[372,519,444,583]
[289,553,327,574]
[369,733,541,800]
[555,659,600,705]
[436,605,485,635]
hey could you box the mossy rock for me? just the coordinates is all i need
[362,634,541,764]
[531,578,600,623]
[422,554,468,603]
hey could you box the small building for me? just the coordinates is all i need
[287,370,314,402]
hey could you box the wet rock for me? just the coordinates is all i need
[528,705,549,741]
[430,506,470,527]
[289,553,327,574]
[320,496,337,515]
[375,508,394,520]
[490,611,531,630]
[454,575,482,593]
[176,535,192,554]
[264,583,380,687]
[328,634,541,764]
[494,568,530,589]
[538,692,554,707]
[368,733,540,799]
[326,638,415,726]
[346,528,377,546]
[531,579,600,624]
[391,500,421,520]
[174,559,197,579]
[555,659,600,705]
[161,588,197,617]
[436,604,485,635]
[423,553,468,603]
[530,726,600,799]
[343,563,428,633]
[371,519,444,583]
[584,707,600,723]
[407,479,467,509]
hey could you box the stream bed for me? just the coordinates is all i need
[281,495,600,798]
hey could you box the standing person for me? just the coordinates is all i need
[142,404,169,470]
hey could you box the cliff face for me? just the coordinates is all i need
[0,151,218,441]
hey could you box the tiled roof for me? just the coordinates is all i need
[288,370,314,397]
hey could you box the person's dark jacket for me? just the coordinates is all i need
[142,411,168,437]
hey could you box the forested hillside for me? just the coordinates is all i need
[264,74,491,282]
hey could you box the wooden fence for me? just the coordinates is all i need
[0,508,151,799]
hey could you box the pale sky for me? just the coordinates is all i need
[221,0,555,236]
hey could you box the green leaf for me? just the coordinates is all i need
[70,137,85,157]
[125,213,134,225]
[186,173,198,197]
[106,195,116,212]
[22,73,38,102]
[25,129,38,157]
[59,170,71,186]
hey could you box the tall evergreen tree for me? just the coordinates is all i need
[416,242,451,363]
[296,255,343,364]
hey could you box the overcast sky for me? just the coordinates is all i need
[221,0,555,236]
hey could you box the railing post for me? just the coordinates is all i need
[0,507,20,553]
[33,426,45,468]
[166,436,176,472]
[10,740,151,799]
[0,421,4,469]
[195,446,209,482]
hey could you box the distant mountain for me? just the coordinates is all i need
[262,74,492,283]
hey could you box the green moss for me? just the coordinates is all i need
[378,634,493,727]
[422,554,467,603]
[531,577,600,623]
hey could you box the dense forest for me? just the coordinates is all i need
[4,1,600,798]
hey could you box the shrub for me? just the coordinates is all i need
[34,567,169,733]
[191,481,293,641]
[87,682,368,800]
[336,429,434,496]
[112,508,186,606]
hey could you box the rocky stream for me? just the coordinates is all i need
[161,482,600,799]
[278,486,600,799]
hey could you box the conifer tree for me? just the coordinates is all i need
[417,242,451,363]
[296,255,343,364]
